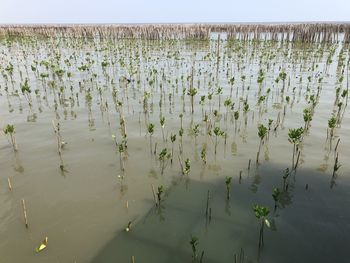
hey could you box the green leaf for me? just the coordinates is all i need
[35,237,48,253]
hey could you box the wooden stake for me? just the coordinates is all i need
[8,178,12,191]
[22,199,28,228]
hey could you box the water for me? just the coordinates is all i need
[0,35,349,262]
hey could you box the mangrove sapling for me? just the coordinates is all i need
[243,102,249,126]
[201,144,207,165]
[216,87,223,111]
[20,78,33,107]
[192,124,200,144]
[234,111,239,133]
[157,186,164,205]
[328,116,336,148]
[213,126,224,155]
[199,95,206,118]
[288,127,304,169]
[189,236,199,261]
[179,113,184,129]
[3,124,18,151]
[147,123,155,155]
[187,87,198,114]
[158,148,171,175]
[160,116,166,143]
[272,187,281,210]
[282,168,290,191]
[332,152,341,178]
[118,142,126,172]
[170,133,176,164]
[303,108,313,131]
[256,124,267,164]
[179,127,184,154]
[224,97,233,122]
[184,158,191,175]
[252,204,271,247]
[225,176,232,200]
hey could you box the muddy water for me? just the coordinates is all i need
[0,36,349,262]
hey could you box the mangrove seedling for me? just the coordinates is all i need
[147,123,155,154]
[3,124,18,151]
[160,116,166,142]
[288,127,304,169]
[225,176,232,200]
[303,108,313,131]
[234,111,239,132]
[213,126,224,155]
[170,133,176,163]
[158,148,171,174]
[201,144,207,164]
[192,124,200,144]
[328,116,336,144]
[184,158,191,175]
[189,235,199,261]
[256,124,267,164]
[187,87,198,114]
[282,168,290,191]
[118,142,125,172]
[272,187,281,210]
[157,186,164,205]
[179,127,184,153]
[252,204,270,247]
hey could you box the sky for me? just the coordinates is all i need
[0,0,349,24]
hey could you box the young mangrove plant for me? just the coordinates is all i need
[147,123,155,155]
[158,148,171,175]
[256,124,267,164]
[179,127,184,154]
[201,144,207,165]
[272,187,281,210]
[3,124,18,151]
[328,116,336,147]
[234,111,239,133]
[252,204,270,248]
[189,235,199,261]
[184,158,191,175]
[288,127,304,169]
[225,176,232,200]
[157,185,164,205]
[170,133,176,164]
[118,142,126,172]
[187,87,198,114]
[160,115,166,143]
[303,108,313,131]
[213,126,224,155]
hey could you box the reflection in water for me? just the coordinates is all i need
[92,165,350,263]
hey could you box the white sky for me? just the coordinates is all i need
[0,0,349,24]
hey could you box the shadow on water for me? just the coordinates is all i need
[92,164,350,263]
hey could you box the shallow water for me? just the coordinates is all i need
[0,36,349,262]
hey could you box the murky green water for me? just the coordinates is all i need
[0,35,349,262]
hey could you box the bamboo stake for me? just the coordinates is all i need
[8,178,12,191]
[22,199,28,228]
